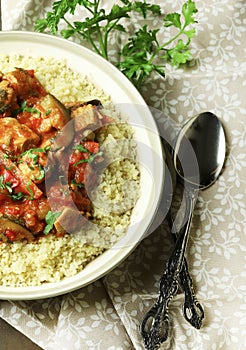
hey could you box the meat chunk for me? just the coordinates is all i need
[4,68,46,100]
[0,149,43,199]
[0,80,19,116]
[17,94,74,148]
[0,117,40,155]
[37,94,71,131]
[18,151,45,184]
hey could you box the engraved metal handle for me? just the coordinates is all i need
[141,186,197,349]
[179,258,204,328]
[168,215,204,329]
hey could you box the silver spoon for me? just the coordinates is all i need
[141,112,226,350]
[164,141,204,329]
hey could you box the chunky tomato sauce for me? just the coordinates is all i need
[0,68,109,242]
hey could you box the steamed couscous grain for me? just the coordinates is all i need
[0,54,140,287]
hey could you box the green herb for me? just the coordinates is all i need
[72,144,102,166]
[73,151,103,166]
[0,170,37,201]
[13,101,41,117]
[21,101,41,117]
[119,0,198,88]
[0,176,11,193]
[10,192,24,201]
[2,153,11,159]
[71,179,84,188]
[26,181,34,200]
[0,175,24,201]
[45,109,52,116]
[20,147,50,164]
[0,175,5,190]
[73,144,91,153]
[4,181,13,193]
[34,0,197,88]
[35,167,45,181]
[44,210,62,234]
[19,147,50,181]
[0,175,13,193]
[3,165,15,171]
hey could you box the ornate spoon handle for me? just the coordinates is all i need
[140,271,178,350]
[167,214,204,329]
[179,259,204,328]
[141,187,196,349]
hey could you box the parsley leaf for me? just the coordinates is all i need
[73,151,103,166]
[0,174,24,201]
[73,144,91,153]
[44,210,62,234]
[20,147,50,165]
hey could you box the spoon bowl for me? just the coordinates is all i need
[174,111,226,189]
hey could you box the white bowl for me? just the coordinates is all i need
[0,31,164,300]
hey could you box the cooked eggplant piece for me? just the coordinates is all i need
[0,117,40,155]
[65,99,103,110]
[69,103,102,133]
[0,216,34,242]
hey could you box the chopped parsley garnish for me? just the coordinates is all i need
[21,101,41,117]
[13,101,41,117]
[20,146,50,164]
[72,144,102,166]
[0,175,24,201]
[73,152,103,166]
[73,144,91,153]
[10,192,24,201]
[45,109,52,116]
[44,211,62,234]
[71,179,84,188]
[26,181,34,200]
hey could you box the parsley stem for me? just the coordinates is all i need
[63,16,103,57]
[148,27,185,65]
[96,24,108,59]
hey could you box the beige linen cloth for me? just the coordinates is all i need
[0,0,245,349]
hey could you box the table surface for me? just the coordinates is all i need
[1,318,42,350]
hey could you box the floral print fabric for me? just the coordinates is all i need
[0,0,245,349]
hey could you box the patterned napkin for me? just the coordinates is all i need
[0,1,245,349]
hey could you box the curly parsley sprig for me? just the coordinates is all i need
[34,0,198,88]
[119,0,198,88]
